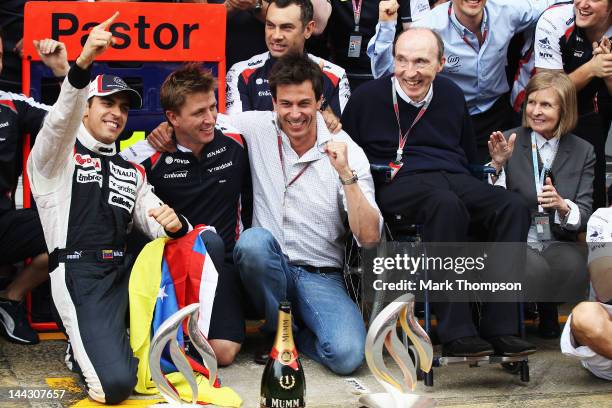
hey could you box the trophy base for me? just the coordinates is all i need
[359,392,436,408]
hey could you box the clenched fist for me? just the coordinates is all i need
[148,204,183,234]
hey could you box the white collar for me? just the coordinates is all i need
[77,124,116,156]
[392,76,433,108]
[532,131,560,150]
[176,144,192,153]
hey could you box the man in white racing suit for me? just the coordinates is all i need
[26,13,190,404]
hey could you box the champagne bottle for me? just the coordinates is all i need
[260,301,306,408]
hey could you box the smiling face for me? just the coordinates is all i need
[83,93,130,145]
[394,29,445,103]
[166,90,217,152]
[272,80,321,145]
[574,0,612,32]
[525,87,562,139]
[452,0,487,23]
[265,3,314,58]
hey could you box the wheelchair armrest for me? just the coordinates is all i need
[469,164,496,181]
[370,164,393,184]
[371,164,496,183]
[469,164,496,176]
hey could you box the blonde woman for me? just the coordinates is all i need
[489,72,595,338]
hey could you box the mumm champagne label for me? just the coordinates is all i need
[260,396,305,408]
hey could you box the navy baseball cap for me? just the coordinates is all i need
[88,74,142,109]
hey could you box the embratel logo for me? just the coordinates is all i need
[76,169,103,187]
[163,170,188,179]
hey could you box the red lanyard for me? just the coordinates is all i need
[351,0,363,32]
[391,78,431,163]
[448,2,488,53]
[275,121,311,187]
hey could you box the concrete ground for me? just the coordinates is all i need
[1,321,611,408]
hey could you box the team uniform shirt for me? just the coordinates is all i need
[218,111,382,268]
[27,74,176,254]
[226,51,350,116]
[367,0,559,114]
[534,3,612,116]
[510,27,536,112]
[0,91,49,263]
[326,0,410,81]
[120,125,252,254]
[0,91,49,213]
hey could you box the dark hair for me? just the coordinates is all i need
[160,63,216,112]
[268,54,323,101]
[268,0,314,27]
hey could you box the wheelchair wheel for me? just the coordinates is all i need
[520,361,530,382]
[501,362,520,374]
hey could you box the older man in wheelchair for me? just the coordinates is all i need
[341,27,535,358]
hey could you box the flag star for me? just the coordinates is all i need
[157,285,168,302]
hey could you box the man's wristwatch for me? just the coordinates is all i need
[340,170,358,185]
[254,0,263,10]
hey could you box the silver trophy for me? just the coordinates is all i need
[360,293,436,408]
[149,303,218,407]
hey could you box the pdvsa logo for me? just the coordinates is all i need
[74,153,101,170]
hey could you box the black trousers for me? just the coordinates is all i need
[376,171,531,342]
[472,95,515,165]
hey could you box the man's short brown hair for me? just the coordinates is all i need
[268,54,323,101]
[160,63,216,113]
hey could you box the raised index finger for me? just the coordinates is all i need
[98,12,119,30]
